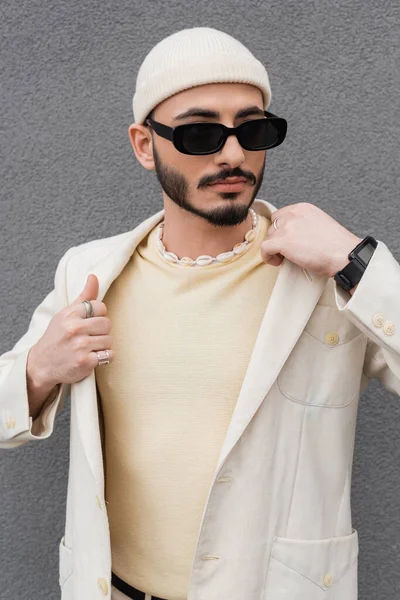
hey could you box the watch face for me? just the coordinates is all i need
[357,243,375,266]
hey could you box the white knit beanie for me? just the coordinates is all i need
[132,27,272,125]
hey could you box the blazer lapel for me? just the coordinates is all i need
[66,200,328,491]
[67,208,166,492]
[216,243,327,471]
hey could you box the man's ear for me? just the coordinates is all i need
[128,124,155,171]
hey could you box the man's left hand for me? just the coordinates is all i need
[260,202,363,279]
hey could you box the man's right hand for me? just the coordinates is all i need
[27,274,114,389]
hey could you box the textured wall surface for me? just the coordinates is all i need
[1,1,399,598]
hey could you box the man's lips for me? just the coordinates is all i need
[210,177,247,185]
[208,179,248,191]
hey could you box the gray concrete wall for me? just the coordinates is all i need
[1,1,399,597]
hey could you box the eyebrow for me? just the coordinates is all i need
[172,105,265,121]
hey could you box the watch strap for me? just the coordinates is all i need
[334,259,364,291]
[334,236,377,291]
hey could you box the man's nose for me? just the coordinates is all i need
[215,133,245,166]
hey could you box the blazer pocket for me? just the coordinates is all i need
[59,535,73,589]
[264,528,359,600]
[277,305,367,407]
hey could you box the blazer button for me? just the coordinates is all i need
[383,321,395,335]
[372,313,385,327]
[98,578,109,595]
[325,331,339,346]
[323,573,333,586]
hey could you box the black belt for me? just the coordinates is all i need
[111,571,167,600]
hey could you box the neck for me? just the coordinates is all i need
[160,206,255,260]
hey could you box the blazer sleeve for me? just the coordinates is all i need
[0,246,76,449]
[333,239,400,396]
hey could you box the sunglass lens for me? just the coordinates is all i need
[181,124,224,154]
[239,119,280,149]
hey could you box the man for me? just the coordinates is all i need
[1,26,399,600]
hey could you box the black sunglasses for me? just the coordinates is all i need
[145,110,287,156]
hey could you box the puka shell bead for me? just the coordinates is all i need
[245,228,256,242]
[195,255,215,266]
[233,242,249,254]
[179,256,196,265]
[163,251,180,263]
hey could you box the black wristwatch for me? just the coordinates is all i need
[334,236,378,292]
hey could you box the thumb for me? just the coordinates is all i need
[262,249,284,267]
[71,274,99,305]
[265,254,284,267]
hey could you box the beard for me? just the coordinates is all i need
[152,142,266,228]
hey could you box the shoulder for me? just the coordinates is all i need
[52,230,134,283]
[63,229,133,261]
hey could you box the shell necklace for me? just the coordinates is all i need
[155,208,258,267]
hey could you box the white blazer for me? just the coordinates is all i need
[1,198,400,600]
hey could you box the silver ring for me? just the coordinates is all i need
[82,300,94,318]
[273,217,280,231]
[96,350,110,366]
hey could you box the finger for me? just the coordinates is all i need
[71,274,99,305]
[264,254,284,267]
[87,334,113,351]
[67,300,108,319]
[260,240,280,262]
[80,316,112,335]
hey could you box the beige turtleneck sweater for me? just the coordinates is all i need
[95,209,280,600]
